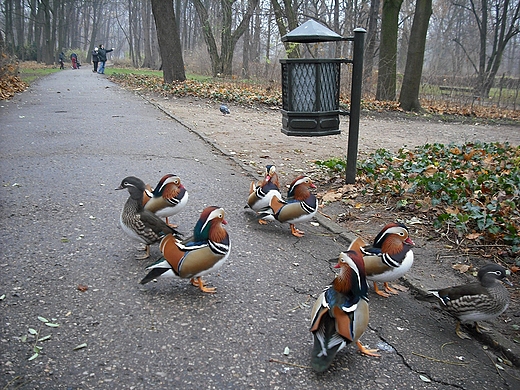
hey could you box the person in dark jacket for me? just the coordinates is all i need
[58,52,65,69]
[91,47,99,73]
[97,44,114,74]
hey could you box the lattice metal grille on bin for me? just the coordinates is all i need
[320,62,340,111]
[291,63,316,111]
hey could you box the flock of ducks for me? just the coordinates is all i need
[117,165,512,373]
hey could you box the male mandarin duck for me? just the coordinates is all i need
[426,263,511,339]
[116,176,182,259]
[140,206,230,293]
[310,249,380,373]
[348,222,414,297]
[143,174,189,227]
[246,165,282,224]
[261,175,318,237]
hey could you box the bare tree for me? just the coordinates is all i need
[192,0,259,77]
[461,0,520,96]
[399,0,432,111]
[270,0,300,58]
[151,0,186,82]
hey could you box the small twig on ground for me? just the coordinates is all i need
[318,209,331,219]
[440,341,456,353]
[411,351,469,366]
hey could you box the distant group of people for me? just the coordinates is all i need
[91,44,114,74]
[58,44,114,74]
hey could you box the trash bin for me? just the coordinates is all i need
[280,20,347,137]
[281,58,343,136]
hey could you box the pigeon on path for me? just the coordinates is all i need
[220,104,230,115]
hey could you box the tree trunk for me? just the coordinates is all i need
[15,0,24,54]
[150,0,186,83]
[87,0,104,63]
[477,0,488,97]
[4,0,13,55]
[191,0,221,76]
[364,0,380,89]
[141,0,154,68]
[242,22,250,79]
[376,0,403,101]
[127,0,135,67]
[399,0,432,111]
[41,0,54,65]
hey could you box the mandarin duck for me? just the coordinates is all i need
[220,104,230,115]
[246,165,282,224]
[310,249,380,373]
[116,176,182,259]
[348,222,414,298]
[260,176,318,237]
[426,263,511,339]
[140,206,230,293]
[143,174,189,227]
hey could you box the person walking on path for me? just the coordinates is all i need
[58,52,65,69]
[97,44,114,74]
[70,52,78,69]
[91,47,100,73]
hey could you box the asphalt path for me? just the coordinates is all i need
[1,66,519,389]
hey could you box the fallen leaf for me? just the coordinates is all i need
[321,190,343,203]
[77,284,89,292]
[423,165,438,177]
[445,206,459,215]
[28,353,39,361]
[452,264,470,273]
[73,343,88,350]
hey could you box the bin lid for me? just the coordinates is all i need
[281,20,344,43]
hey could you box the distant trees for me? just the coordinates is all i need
[463,0,520,97]
[191,0,260,77]
[1,0,519,107]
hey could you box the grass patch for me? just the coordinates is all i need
[18,67,60,84]
[104,67,162,77]
[105,67,211,83]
